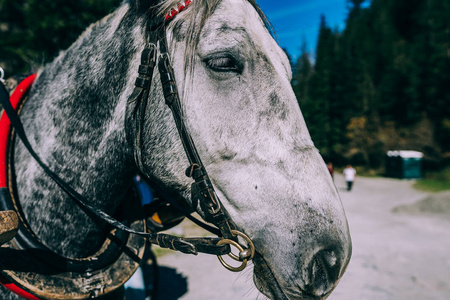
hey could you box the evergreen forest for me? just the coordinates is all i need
[1,0,449,171]
[293,0,450,170]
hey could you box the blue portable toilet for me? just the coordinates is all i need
[385,150,423,179]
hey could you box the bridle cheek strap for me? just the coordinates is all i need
[126,41,157,173]
[158,32,237,238]
[125,22,255,271]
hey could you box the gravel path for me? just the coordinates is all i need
[152,174,450,299]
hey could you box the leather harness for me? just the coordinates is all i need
[0,1,255,299]
[125,10,255,268]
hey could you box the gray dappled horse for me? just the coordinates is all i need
[0,0,351,299]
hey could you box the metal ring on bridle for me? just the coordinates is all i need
[217,230,255,272]
[217,239,247,272]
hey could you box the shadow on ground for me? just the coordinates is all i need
[156,266,188,300]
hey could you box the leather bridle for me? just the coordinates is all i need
[0,1,255,278]
[125,5,255,271]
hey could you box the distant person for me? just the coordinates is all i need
[343,165,357,191]
[327,162,334,179]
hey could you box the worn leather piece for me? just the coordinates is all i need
[0,210,18,246]
[3,76,25,95]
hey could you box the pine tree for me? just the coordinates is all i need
[304,15,336,158]
[297,0,449,166]
[293,40,313,107]
[416,0,450,152]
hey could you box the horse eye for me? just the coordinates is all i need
[204,56,243,74]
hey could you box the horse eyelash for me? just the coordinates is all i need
[204,56,243,73]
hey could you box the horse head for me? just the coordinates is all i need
[132,0,352,299]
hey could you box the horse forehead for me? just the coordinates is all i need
[203,0,263,40]
[210,0,254,24]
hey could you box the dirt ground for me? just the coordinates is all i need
[152,174,450,300]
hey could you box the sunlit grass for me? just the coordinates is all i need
[413,179,450,192]
[414,166,450,192]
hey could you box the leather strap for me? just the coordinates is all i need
[126,31,158,174]
[0,9,238,261]
[125,22,238,241]
[158,26,237,240]
[0,82,153,238]
[0,75,230,256]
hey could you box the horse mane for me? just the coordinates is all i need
[156,0,270,28]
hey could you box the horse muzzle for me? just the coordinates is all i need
[253,246,349,300]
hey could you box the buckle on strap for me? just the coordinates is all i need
[150,234,231,256]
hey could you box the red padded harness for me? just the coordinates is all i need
[0,74,40,300]
[0,74,37,187]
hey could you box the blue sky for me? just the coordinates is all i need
[257,0,351,60]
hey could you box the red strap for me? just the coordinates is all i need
[0,273,40,300]
[0,74,37,188]
[0,74,41,300]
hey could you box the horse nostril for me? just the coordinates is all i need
[306,249,342,297]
